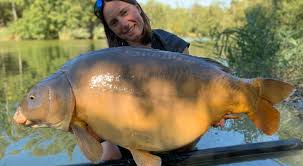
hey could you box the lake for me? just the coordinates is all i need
[0,40,302,166]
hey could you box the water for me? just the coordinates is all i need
[0,40,302,166]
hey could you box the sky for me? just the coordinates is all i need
[137,0,232,8]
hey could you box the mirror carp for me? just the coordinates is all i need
[13,47,294,166]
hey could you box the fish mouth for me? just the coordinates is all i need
[13,107,27,124]
[14,118,49,128]
[13,108,47,128]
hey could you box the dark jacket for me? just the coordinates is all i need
[152,29,190,53]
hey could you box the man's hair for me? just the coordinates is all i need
[94,0,152,47]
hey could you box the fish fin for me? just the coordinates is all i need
[252,78,294,104]
[248,99,280,135]
[200,57,231,73]
[129,149,161,166]
[247,78,294,135]
[71,124,102,163]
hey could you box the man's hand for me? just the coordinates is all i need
[212,115,241,127]
[212,119,225,127]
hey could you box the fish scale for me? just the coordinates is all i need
[13,46,294,166]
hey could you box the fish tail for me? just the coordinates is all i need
[247,78,294,135]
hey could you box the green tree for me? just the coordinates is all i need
[61,0,97,39]
[143,0,171,30]
[276,0,303,39]
[11,0,96,39]
[214,4,280,78]
[12,0,69,39]
[0,0,30,25]
[0,2,14,26]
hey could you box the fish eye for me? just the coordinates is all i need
[29,95,36,100]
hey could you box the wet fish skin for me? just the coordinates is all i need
[13,46,294,165]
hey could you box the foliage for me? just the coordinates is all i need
[275,0,303,39]
[0,0,30,25]
[214,4,280,78]
[0,2,13,26]
[212,0,303,84]
[11,1,68,39]
[1,0,233,40]
[143,0,171,31]
[92,26,105,39]
[273,0,303,84]
[9,0,97,39]
[142,1,231,38]
[275,30,303,84]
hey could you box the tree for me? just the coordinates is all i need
[11,0,96,39]
[0,0,30,25]
[214,4,280,78]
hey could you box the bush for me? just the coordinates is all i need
[214,5,280,78]
[275,30,303,84]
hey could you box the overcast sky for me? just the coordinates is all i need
[137,0,231,8]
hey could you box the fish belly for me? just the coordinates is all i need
[78,92,211,152]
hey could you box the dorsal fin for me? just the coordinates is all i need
[199,56,231,73]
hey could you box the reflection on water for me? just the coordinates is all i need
[0,40,302,165]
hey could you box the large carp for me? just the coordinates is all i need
[13,47,294,166]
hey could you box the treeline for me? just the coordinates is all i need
[0,0,264,40]
[0,0,98,39]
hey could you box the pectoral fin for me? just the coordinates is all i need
[129,149,161,166]
[71,124,103,163]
